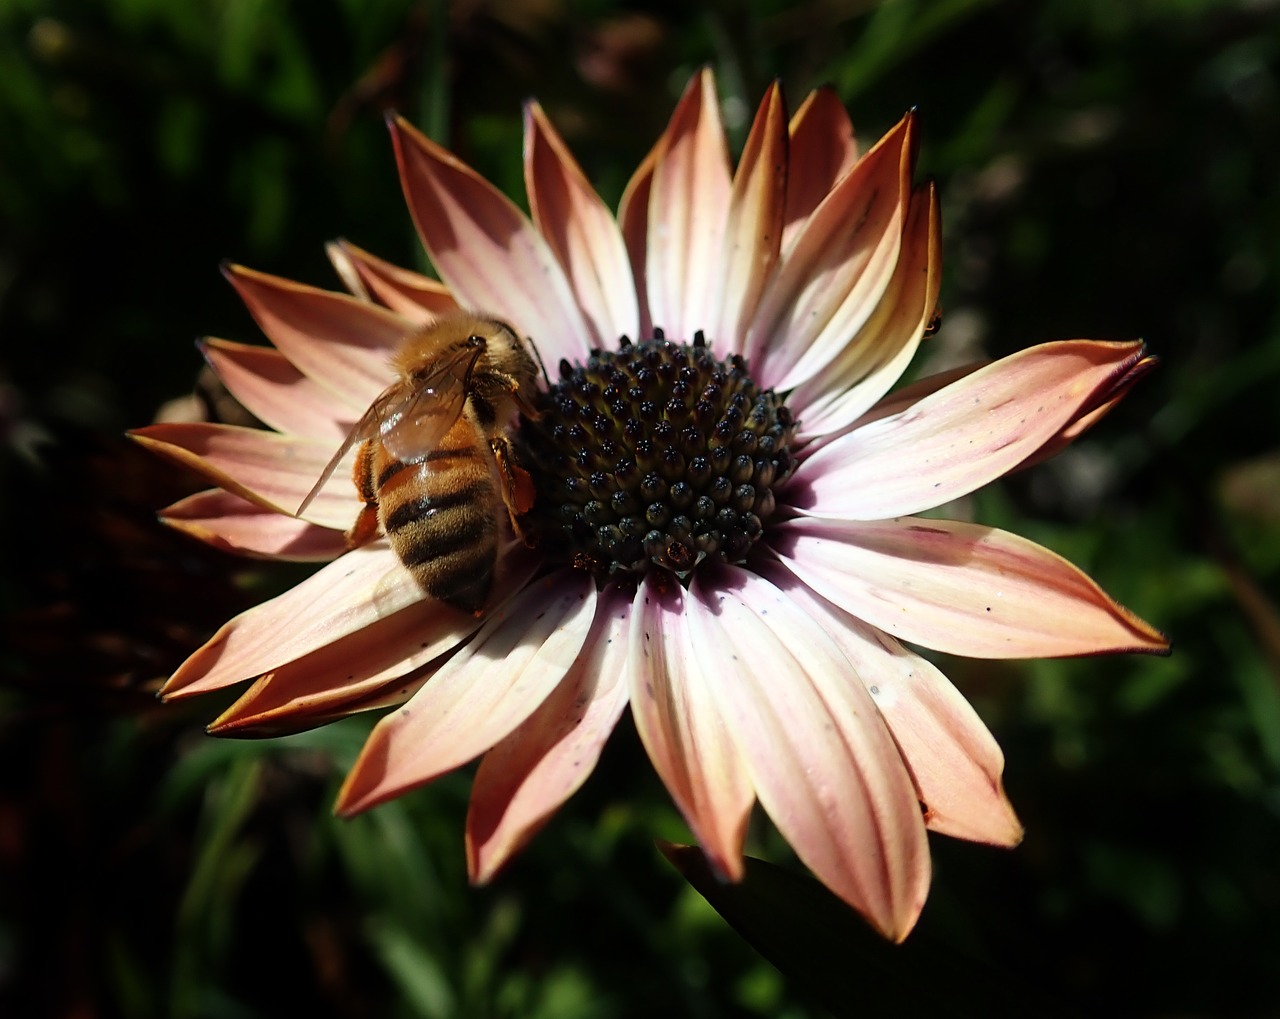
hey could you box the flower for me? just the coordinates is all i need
[132,69,1167,941]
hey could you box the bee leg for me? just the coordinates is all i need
[345,440,382,550]
[345,504,381,550]
[514,387,542,421]
[489,369,542,421]
[490,435,536,543]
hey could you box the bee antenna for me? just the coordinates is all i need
[526,334,551,387]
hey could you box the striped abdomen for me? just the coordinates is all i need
[360,416,501,613]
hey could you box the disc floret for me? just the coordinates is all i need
[516,331,798,580]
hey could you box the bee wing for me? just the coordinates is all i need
[295,384,406,518]
[378,342,484,464]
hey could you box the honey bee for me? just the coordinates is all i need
[298,313,542,613]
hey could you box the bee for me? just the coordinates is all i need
[298,313,542,614]
[923,303,943,338]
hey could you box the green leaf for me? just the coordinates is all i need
[660,842,1073,1019]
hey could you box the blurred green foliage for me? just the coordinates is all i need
[2,0,1278,1016]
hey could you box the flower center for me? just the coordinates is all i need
[515,330,798,580]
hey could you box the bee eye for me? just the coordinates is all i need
[467,334,486,347]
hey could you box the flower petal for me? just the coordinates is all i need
[208,606,476,737]
[713,80,788,354]
[616,136,659,337]
[200,338,354,444]
[761,559,1022,846]
[745,112,913,384]
[628,574,753,880]
[327,240,460,323]
[223,263,408,411]
[205,546,541,737]
[783,87,858,250]
[772,516,1170,658]
[688,566,930,941]
[840,351,1157,465]
[334,571,598,816]
[524,101,639,346]
[1016,353,1160,472]
[161,489,347,560]
[645,68,732,346]
[788,181,940,437]
[388,115,593,365]
[162,543,422,698]
[790,339,1150,520]
[465,582,633,883]
[128,423,356,529]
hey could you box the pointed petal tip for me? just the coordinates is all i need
[1135,631,1173,657]
[1008,816,1026,847]
[157,675,193,702]
[332,778,369,819]
[927,792,1026,848]
[467,834,523,887]
[333,778,397,820]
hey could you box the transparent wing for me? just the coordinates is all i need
[379,342,484,464]
[295,384,406,518]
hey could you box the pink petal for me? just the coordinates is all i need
[161,489,347,561]
[334,571,598,816]
[162,543,423,698]
[790,339,1150,520]
[128,423,357,530]
[388,115,593,366]
[712,80,788,354]
[853,362,983,428]
[745,113,914,385]
[327,240,460,323]
[842,351,1156,465]
[207,599,486,737]
[772,516,1170,658]
[644,68,732,346]
[200,338,354,444]
[628,574,753,880]
[687,566,929,941]
[214,673,427,738]
[789,181,941,438]
[465,582,634,883]
[223,263,408,411]
[524,101,639,346]
[1015,353,1160,472]
[616,138,659,337]
[204,546,540,733]
[210,671,424,742]
[783,87,858,250]
[761,560,1022,846]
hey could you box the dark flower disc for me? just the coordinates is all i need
[515,330,798,580]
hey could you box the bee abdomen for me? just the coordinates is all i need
[383,480,499,612]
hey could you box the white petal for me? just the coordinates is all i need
[335,571,598,815]
[466,582,634,882]
[771,516,1169,658]
[627,574,753,879]
[687,566,930,941]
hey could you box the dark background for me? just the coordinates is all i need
[2,1,1278,1016]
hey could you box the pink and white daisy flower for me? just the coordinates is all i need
[132,70,1167,941]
